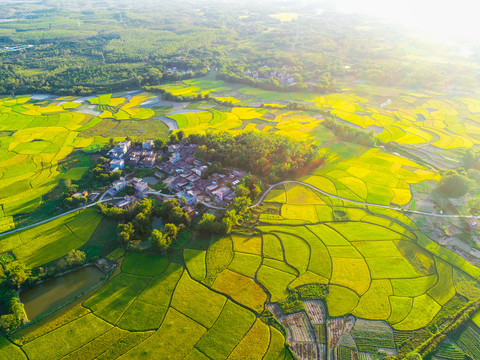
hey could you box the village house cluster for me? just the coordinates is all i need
[158,140,245,205]
[108,140,161,171]
[105,139,245,209]
[109,177,151,208]
[245,66,295,86]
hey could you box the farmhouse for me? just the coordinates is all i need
[206,184,219,195]
[176,190,198,206]
[109,150,125,159]
[128,154,140,165]
[110,159,125,170]
[113,179,127,191]
[140,156,156,168]
[116,199,132,209]
[132,179,149,193]
[142,140,154,150]
[118,140,132,152]
[213,186,232,202]
[192,165,208,177]
[170,153,181,164]
[109,141,131,158]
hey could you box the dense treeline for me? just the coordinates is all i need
[188,131,322,183]
[98,198,186,252]
[323,117,377,147]
[436,168,480,198]
[0,0,477,95]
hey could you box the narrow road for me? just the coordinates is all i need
[250,180,480,219]
[0,195,123,237]
[146,190,226,210]
[2,180,477,238]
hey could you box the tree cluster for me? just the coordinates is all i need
[197,196,251,236]
[0,260,32,332]
[323,117,377,147]
[437,169,480,198]
[189,131,321,183]
[150,224,179,252]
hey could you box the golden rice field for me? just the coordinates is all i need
[3,80,480,359]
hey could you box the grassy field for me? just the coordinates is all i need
[0,208,102,267]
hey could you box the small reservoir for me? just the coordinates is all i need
[20,266,104,321]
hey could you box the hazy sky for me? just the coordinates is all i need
[332,0,478,41]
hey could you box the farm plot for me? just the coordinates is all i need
[116,263,183,331]
[227,319,270,360]
[256,207,470,331]
[306,148,440,206]
[0,208,101,268]
[0,96,95,223]
[83,273,151,325]
[118,308,207,359]
[454,324,480,360]
[195,300,256,360]
[121,252,169,277]
[22,314,112,360]
[0,335,26,360]
[227,252,262,278]
[184,248,207,281]
[351,319,396,353]
[172,272,227,328]
[212,269,267,313]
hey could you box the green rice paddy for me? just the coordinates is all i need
[3,80,480,358]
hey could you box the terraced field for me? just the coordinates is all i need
[0,92,167,232]
[3,81,480,358]
[6,252,290,360]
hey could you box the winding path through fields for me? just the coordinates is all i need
[0,196,123,237]
[1,180,477,238]
[251,180,480,219]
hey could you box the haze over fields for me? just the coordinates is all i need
[0,1,479,360]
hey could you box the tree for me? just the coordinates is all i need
[118,222,135,243]
[146,67,163,84]
[163,223,178,243]
[65,249,86,266]
[0,314,18,333]
[468,168,480,184]
[231,196,251,216]
[58,249,86,269]
[97,156,109,164]
[464,149,476,169]
[169,133,179,144]
[198,213,218,235]
[154,137,167,150]
[222,210,240,234]
[132,212,151,237]
[250,184,262,200]
[468,197,480,215]
[4,261,31,289]
[404,353,422,360]
[151,229,169,251]
[235,184,250,198]
[437,171,473,198]
[169,206,186,224]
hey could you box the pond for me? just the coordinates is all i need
[152,217,163,230]
[142,176,158,185]
[20,266,105,321]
